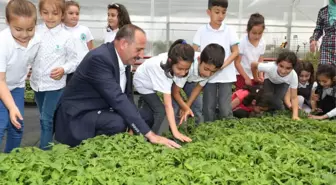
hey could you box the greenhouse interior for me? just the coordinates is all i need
[0,0,335,184]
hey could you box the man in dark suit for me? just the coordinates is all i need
[54,24,180,148]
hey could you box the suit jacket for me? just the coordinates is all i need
[54,42,150,146]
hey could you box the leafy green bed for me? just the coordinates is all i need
[0,116,335,185]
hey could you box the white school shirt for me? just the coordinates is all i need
[174,52,209,88]
[104,28,118,43]
[115,48,126,93]
[0,28,40,91]
[258,62,298,89]
[64,23,94,63]
[238,34,266,78]
[133,53,173,94]
[193,23,239,83]
[30,24,78,92]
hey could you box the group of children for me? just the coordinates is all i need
[0,0,335,152]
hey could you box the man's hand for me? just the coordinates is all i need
[145,131,181,149]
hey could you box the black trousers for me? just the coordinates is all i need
[138,93,165,135]
[263,79,289,110]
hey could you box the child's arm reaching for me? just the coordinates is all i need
[179,83,204,125]
[234,55,253,86]
[284,89,292,109]
[221,44,239,70]
[257,56,265,81]
[0,73,22,129]
[172,83,194,124]
[289,88,300,120]
[163,93,192,143]
[251,62,262,82]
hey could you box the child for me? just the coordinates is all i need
[63,0,94,84]
[235,13,266,90]
[193,0,239,122]
[31,0,78,150]
[310,0,336,65]
[251,50,300,120]
[172,43,225,125]
[231,86,272,118]
[309,64,336,120]
[0,0,40,153]
[134,39,194,143]
[104,3,131,43]
[284,61,315,113]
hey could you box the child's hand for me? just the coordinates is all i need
[179,108,194,126]
[308,114,328,120]
[311,93,319,101]
[9,106,23,129]
[245,78,253,86]
[292,116,301,121]
[173,131,192,143]
[50,67,65,80]
[310,41,317,52]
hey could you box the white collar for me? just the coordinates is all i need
[299,82,310,88]
[115,48,126,72]
[63,23,79,30]
[206,23,226,32]
[41,23,63,34]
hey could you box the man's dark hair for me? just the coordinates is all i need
[114,24,146,42]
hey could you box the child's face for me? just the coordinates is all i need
[172,60,192,78]
[317,74,334,88]
[8,16,36,47]
[198,59,218,78]
[248,24,264,42]
[207,6,226,27]
[107,8,118,30]
[299,70,311,84]
[64,5,79,27]
[40,4,63,29]
[277,60,293,77]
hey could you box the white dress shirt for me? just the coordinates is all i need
[115,49,126,92]
[30,24,78,92]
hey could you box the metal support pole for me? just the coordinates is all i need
[150,0,155,55]
[238,0,243,38]
[166,0,171,50]
[286,0,296,50]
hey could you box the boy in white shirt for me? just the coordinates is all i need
[192,0,239,122]
[172,43,225,125]
[31,0,78,150]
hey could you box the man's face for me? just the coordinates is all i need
[120,30,147,65]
